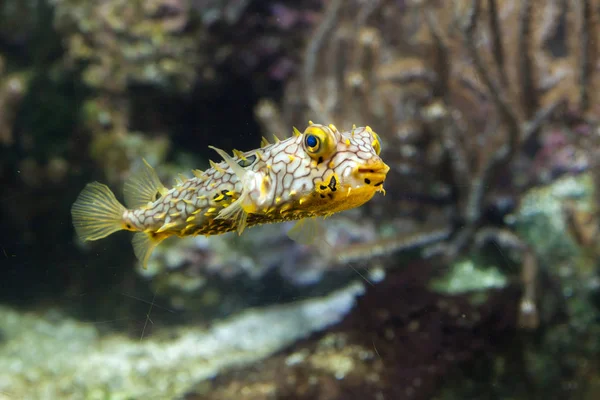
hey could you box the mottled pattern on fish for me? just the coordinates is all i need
[71,122,390,267]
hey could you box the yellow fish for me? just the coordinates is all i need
[71,122,390,268]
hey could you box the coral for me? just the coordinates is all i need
[48,0,321,96]
[0,282,364,398]
[2,1,599,397]
[44,0,201,185]
[43,0,203,186]
[44,0,323,186]
[234,1,600,395]
[255,0,600,329]
[428,259,507,296]
[49,0,200,93]
[0,0,329,325]
[509,173,600,397]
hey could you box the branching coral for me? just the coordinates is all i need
[250,2,600,395]
[411,0,600,329]
[257,0,600,332]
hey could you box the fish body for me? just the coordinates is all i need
[71,122,390,267]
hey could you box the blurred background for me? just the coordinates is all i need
[1,0,600,398]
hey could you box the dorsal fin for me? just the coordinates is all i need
[123,159,167,209]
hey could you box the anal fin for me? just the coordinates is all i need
[132,231,165,269]
[124,159,167,209]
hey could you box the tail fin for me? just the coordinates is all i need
[71,182,127,241]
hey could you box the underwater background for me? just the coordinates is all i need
[1,0,600,399]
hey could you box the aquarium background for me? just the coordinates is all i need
[1,0,600,399]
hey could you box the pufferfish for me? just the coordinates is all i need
[71,122,390,268]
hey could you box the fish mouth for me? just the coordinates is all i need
[355,160,390,187]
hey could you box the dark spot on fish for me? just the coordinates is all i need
[374,181,383,186]
[237,154,257,168]
[126,224,131,229]
[364,178,371,184]
[151,232,158,238]
[317,156,324,164]
[328,193,333,199]
[320,194,326,199]
[328,175,337,191]
[319,184,327,190]
[214,189,232,202]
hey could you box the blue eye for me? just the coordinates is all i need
[302,125,335,159]
[305,134,318,148]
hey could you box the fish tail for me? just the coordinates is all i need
[132,231,166,269]
[71,182,128,242]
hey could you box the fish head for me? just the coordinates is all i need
[293,122,390,214]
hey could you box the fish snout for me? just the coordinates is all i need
[355,158,390,187]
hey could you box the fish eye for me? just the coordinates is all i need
[302,125,336,160]
[306,134,318,149]
[372,132,382,155]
